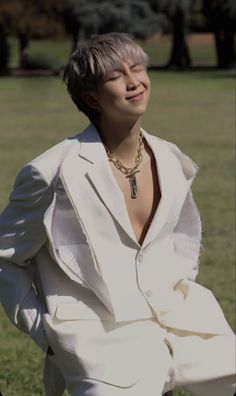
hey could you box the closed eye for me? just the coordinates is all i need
[130,64,144,72]
[107,74,121,81]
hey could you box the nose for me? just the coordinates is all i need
[127,81,140,90]
[126,72,140,91]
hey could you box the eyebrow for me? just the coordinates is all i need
[105,61,143,77]
[130,63,142,68]
[117,62,143,72]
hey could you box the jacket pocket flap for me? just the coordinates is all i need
[55,302,113,321]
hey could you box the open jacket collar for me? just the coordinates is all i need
[60,123,198,250]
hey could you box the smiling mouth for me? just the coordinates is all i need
[126,91,145,101]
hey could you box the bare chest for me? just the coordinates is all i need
[110,150,161,245]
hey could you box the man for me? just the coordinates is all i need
[0,33,235,396]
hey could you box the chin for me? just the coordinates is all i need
[133,104,148,115]
[124,111,146,123]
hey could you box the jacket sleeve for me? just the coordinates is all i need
[173,188,202,281]
[0,164,54,351]
[164,139,202,282]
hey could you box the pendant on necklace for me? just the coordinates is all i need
[126,170,140,199]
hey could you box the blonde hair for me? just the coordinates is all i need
[63,32,148,124]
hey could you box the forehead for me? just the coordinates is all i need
[108,58,143,72]
[99,55,146,81]
[93,45,147,79]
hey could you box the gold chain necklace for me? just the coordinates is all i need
[104,131,144,199]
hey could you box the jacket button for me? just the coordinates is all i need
[145,289,152,298]
[138,253,143,262]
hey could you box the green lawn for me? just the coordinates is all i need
[0,66,235,396]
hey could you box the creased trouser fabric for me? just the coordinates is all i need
[48,318,235,396]
[167,331,236,396]
[67,335,173,396]
[68,346,172,396]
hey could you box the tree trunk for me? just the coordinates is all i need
[214,28,235,68]
[167,9,191,70]
[71,28,85,52]
[0,25,9,74]
[19,34,30,69]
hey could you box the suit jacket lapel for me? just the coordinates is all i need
[60,124,138,247]
[141,131,198,249]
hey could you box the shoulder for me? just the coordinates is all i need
[143,130,199,181]
[12,124,95,191]
[28,133,81,184]
[8,135,80,203]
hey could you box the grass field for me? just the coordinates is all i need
[0,40,235,396]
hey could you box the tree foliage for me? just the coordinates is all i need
[66,0,164,40]
[0,0,71,70]
[150,0,191,15]
[0,0,70,38]
[64,0,167,51]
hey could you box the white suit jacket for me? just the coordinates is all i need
[0,123,233,395]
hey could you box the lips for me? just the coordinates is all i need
[126,91,145,101]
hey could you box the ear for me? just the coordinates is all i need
[81,92,100,111]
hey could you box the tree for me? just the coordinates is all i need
[203,0,236,68]
[149,0,194,69]
[0,24,9,74]
[64,0,164,51]
[0,0,71,69]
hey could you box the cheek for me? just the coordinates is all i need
[139,70,150,88]
[144,75,151,90]
[99,86,123,105]
[141,76,151,101]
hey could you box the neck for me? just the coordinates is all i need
[97,118,142,162]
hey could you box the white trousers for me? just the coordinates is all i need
[47,318,235,396]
